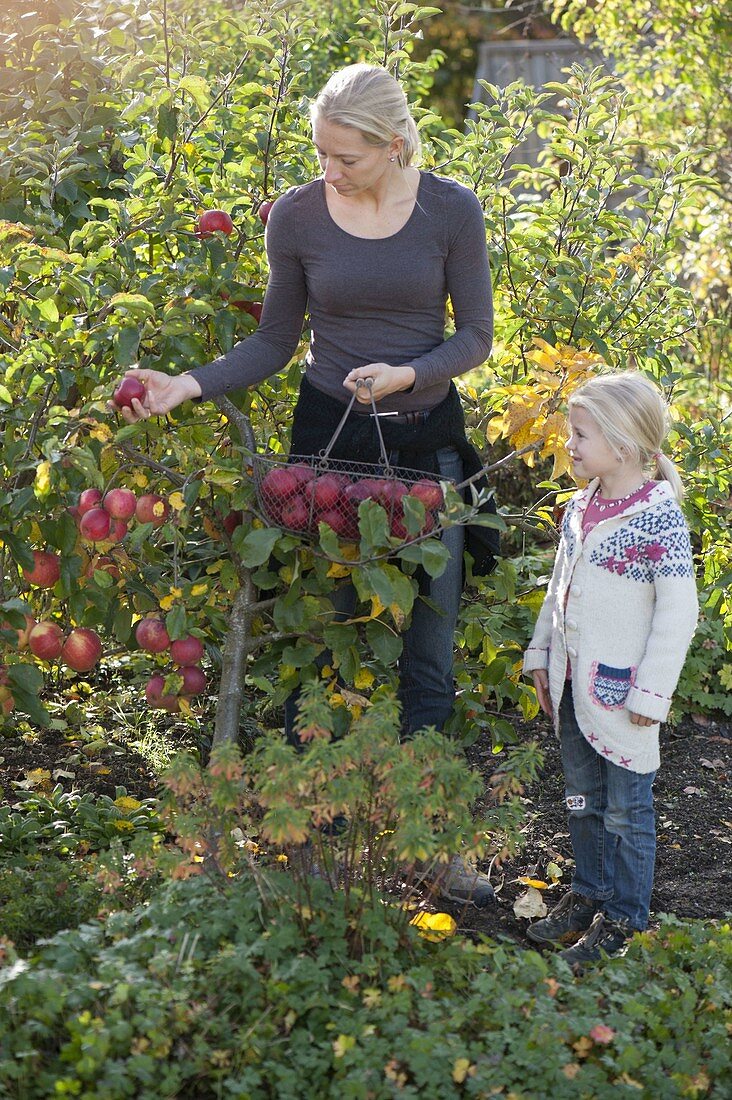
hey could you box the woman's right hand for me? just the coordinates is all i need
[109,369,202,423]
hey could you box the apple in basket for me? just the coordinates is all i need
[280,495,311,531]
[408,478,444,512]
[307,473,346,512]
[261,466,300,522]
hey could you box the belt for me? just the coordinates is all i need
[369,409,429,426]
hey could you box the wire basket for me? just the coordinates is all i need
[252,381,452,543]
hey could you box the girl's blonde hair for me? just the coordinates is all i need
[569,371,684,502]
[310,64,421,169]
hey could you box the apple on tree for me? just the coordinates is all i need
[78,488,103,514]
[170,635,205,665]
[79,507,112,542]
[135,617,171,654]
[103,487,137,520]
[28,621,64,660]
[136,493,170,527]
[258,199,275,225]
[61,627,103,673]
[23,550,61,588]
[196,209,234,239]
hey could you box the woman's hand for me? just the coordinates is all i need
[343,362,416,404]
[629,711,655,727]
[531,669,552,718]
[109,369,202,423]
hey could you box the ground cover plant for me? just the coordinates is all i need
[0,0,730,1095]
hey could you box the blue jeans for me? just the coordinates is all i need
[560,683,656,930]
[285,446,464,740]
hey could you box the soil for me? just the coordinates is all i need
[1,711,730,947]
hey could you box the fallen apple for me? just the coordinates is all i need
[23,550,61,588]
[61,627,103,673]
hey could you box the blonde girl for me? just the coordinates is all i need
[523,372,698,965]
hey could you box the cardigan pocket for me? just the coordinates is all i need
[589,662,635,710]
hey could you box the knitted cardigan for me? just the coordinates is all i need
[523,479,698,774]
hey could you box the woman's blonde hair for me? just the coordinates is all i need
[569,371,684,502]
[310,64,421,168]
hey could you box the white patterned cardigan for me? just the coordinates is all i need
[523,480,699,774]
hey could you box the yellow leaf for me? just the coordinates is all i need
[573,1036,594,1059]
[452,1058,472,1084]
[89,423,113,443]
[517,877,549,890]
[190,583,208,597]
[327,561,352,578]
[159,595,175,611]
[178,697,193,717]
[546,861,563,882]
[168,491,186,512]
[333,1034,356,1059]
[132,472,149,488]
[563,1063,582,1080]
[25,768,52,788]
[354,667,374,690]
[34,461,53,498]
[370,594,386,619]
[409,911,457,941]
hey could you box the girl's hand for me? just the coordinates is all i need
[629,711,654,727]
[531,669,552,718]
[109,369,202,423]
[343,363,416,403]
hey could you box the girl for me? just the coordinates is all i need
[523,372,698,965]
[112,64,497,907]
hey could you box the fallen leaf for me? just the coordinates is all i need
[573,1036,593,1059]
[513,887,547,920]
[410,911,457,941]
[52,769,76,781]
[589,1024,615,1045]
[517,876,549,889]
[683,786,703,795]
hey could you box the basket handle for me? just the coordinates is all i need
[318,378,392,473]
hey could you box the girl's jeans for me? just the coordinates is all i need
[560,682,657,930]
[285,446,464,741]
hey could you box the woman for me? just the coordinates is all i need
[116,64,497,905]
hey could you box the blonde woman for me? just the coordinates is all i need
[114,64,497,906]
[524,372,698,965]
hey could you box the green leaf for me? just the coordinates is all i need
[178,75,211,112]
[233,526,280,567]
[114,326,141,367]
[365,620,402,665]
[165,604,188,640]
[8,663,44,694]
[0,531,35,570]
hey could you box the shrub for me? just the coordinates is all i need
[0,873,729,1098]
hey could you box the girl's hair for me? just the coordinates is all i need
[569,371,685,502]
[310,64,421,168]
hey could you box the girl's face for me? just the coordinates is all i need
[566,405,621,483]
[312,118,399,197]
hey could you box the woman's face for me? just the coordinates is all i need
[312,117,399,196]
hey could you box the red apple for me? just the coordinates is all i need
[290,463,316,487]
[261,466,299,522]
[170,635,205,665]
[61,627,102,673]
[23,550,61,588]
[86,555,121,581]
[408,479,444,511]
[258,200,275,225]
[78,488,103,514]
[376,479,408,509]
[279,495,310,531]
[28,621,64,660]
[222,510,243,536]
[232,300,262,322]
[135,617,170,654]
[317,508,352,537]
[145,673,166,706]
[103,487,137,520]
[196,209,234,239]
[107,518,129,544]
[136,494,170,527]
[79,507,112,542]
[180,665,207,695]
[112,376,146,409]
[308,473,343,512]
